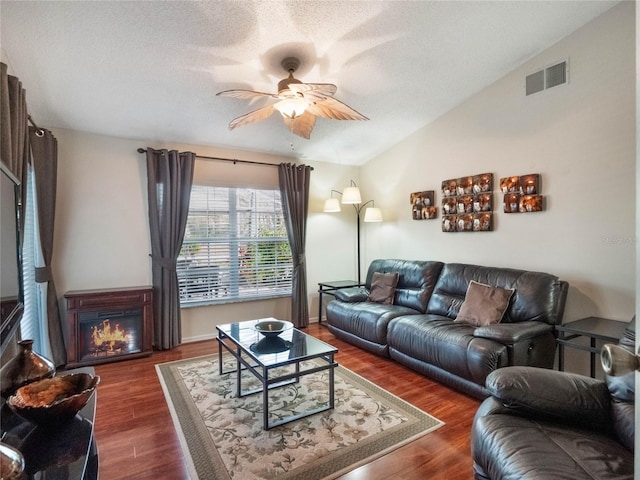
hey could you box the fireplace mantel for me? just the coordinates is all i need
[64,287,153,368]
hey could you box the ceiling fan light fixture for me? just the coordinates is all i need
[217,55,368,139]
[274,96,308,118]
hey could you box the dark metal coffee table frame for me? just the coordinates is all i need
[216,321,338,430]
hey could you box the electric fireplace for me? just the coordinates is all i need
[64,287,153,368]
[78,309,142,362]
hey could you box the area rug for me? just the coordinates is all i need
[156,354,444,480]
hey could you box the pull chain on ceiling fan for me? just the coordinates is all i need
[216,57,368,139]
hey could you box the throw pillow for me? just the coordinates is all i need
[367,272,399,305]
[455,280,515,327]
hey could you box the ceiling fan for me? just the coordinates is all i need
[216,57,368,139]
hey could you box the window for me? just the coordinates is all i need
[21,164,51,358]
[178,186,292,306]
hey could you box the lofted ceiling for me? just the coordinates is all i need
[0,1,619,165]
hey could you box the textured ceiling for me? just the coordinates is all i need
[0,1,618,165]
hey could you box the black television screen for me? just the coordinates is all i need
[0,161,23,356]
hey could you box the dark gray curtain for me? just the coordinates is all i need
[0,62,28,183]
[278,163,311,328]
[146,148,195,349]
[29,127,67,366]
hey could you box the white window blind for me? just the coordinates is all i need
[178,186,292,306]
[21,165,50,358]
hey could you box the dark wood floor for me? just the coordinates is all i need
[93,323,480,479]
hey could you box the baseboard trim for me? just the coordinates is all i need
[181,318,320,344]
[182,333,217,344]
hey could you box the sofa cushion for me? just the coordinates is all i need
[368,272,399,304]
[387,315,509,385]
[325,300,420,347]
[455,281,514,327]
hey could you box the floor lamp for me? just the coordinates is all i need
[324,181,383,284]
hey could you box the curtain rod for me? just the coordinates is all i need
[28,115,45,136]
[137,148,313,171]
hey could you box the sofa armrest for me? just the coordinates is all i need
[485,366,612,432]
[333,287,369,303]
[473,321,552,343]
[473,396,513,419]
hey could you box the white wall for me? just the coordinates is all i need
[53,130,151,294]
[360,2,636,324]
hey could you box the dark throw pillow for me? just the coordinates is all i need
[367,272,399,305]
[455,280,515,327]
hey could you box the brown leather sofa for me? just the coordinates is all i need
[326,259,568,399]
[471,319,635,480]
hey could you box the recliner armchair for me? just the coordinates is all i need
[471,319,635,480]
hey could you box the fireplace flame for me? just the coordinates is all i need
[91,319,130,351]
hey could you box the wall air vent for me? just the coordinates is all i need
[525,60,568,96]
[526,70,544,96]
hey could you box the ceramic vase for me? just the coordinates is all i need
[0,340,55,397]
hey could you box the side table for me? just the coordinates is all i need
[556,317,629,378]
[317,280,364,323]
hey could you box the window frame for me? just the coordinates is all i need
[178,185,292,308]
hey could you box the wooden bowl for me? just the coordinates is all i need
[7,373,99,427]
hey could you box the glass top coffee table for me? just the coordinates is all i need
[216,318,338,430]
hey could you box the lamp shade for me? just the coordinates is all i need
[364,207,383,222]
[323,198,341,213]
[341,186,362,204]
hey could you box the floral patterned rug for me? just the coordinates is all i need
[156,354,443,480]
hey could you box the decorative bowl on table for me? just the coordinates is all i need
[7,373,100,427]
[254,320,293,338]
[250,336,293,354]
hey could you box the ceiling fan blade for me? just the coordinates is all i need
[283,111,316,139]
[306,97,369,121]
[217,89,277,100]
[228,104,276,130]
[288,83,337,101]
